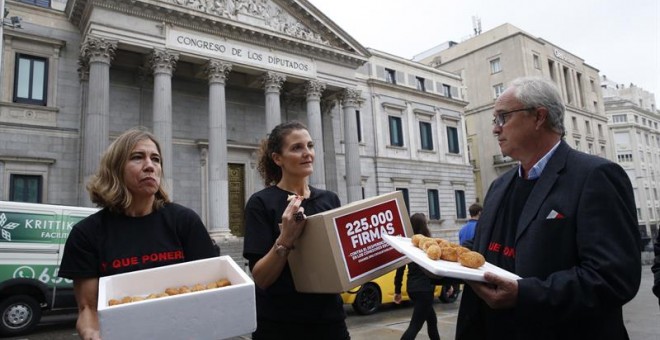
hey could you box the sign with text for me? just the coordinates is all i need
[166,27,317,78]
[333,199,407,281]
[0,210,88,244]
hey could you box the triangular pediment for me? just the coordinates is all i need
[165,0,369,58]
[66,0,370,65]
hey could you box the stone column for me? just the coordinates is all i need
[148,49,178,197]
[342,88,362,203]
[305,80,326,189]
[321,99,339,194]
[205,59,232,235]
[80,36,116,207]
[77,56,90,206]
[262,71,285,133]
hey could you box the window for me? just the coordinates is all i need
[617,153,633,162]
[612,114,627,123]
[597,124,603,138]
[571,117,577,130]
[585,121,591,135]
[575,140,581,151]
[447,126,459,154]
[397,188,410,213]
[490,58,501,74]
[428,189,440,220]
[416,77,426,91]
[590,79,596,92]
[389,116,403,147]
[18,0,50,7]
[533,54,540,69]
[442,84,451,98]
[10,174,43,203]
[419,122,433,150]
[548,60,556,82]
[563,66,573,104]
[493,83,505,98]
[385,68,396,84]
[13,54,48,106]
[455,190,466,219]
[356,110,362,142]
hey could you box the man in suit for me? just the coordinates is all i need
[456,77,641,339]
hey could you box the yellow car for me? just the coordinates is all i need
[341,267,461,315]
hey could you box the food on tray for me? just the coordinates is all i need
[108,278,232,307]
[165,287,181,296]
[216,279,231,287]
[458,251,486,269]
[411,234,425,247]
[426,244,442,260]
[411,234,485,269]
[440,246,458,262]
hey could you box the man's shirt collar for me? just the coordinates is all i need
[518,141,561,179]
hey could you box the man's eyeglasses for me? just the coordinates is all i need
[492,107,536,127]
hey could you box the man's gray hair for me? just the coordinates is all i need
[510,77,565,137]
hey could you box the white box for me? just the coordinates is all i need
[98,256,255,340]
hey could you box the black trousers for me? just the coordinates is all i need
[252,318,350,340]
[401,290,440,340]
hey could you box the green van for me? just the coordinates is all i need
[0,201,97,336]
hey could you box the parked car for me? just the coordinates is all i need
[341,267,461,315]
[0,201,98,336]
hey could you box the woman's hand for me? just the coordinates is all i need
[393,293,402,304]
[278,195,306,247]
[73,278,102,340]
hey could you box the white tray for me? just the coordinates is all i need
[382,234,521,282]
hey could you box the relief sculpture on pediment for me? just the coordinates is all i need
[169,0,330,46]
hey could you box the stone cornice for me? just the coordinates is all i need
[366,79,469,107]
[66,0,368,68]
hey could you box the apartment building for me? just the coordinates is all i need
[355,48,474,237]
[414,23,612,201]
[602,75,659,246]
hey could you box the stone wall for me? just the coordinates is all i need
[214,237,250,274]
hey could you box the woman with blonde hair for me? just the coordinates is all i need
[59,127,217,340]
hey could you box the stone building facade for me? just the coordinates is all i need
[602,75,659,247]
[0,0,475,262]
[415,23,612,201]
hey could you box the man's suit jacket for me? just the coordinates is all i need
[456,141,641,340]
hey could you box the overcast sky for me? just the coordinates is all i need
[309,0,660,99]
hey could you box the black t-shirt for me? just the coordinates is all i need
[59,203,217,279]
[243,185,346,324]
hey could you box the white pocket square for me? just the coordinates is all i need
[546,210,565,219]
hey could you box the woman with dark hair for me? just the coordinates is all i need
[243,121,349,339]
[394,213,441,340]
[59,127,217,340]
